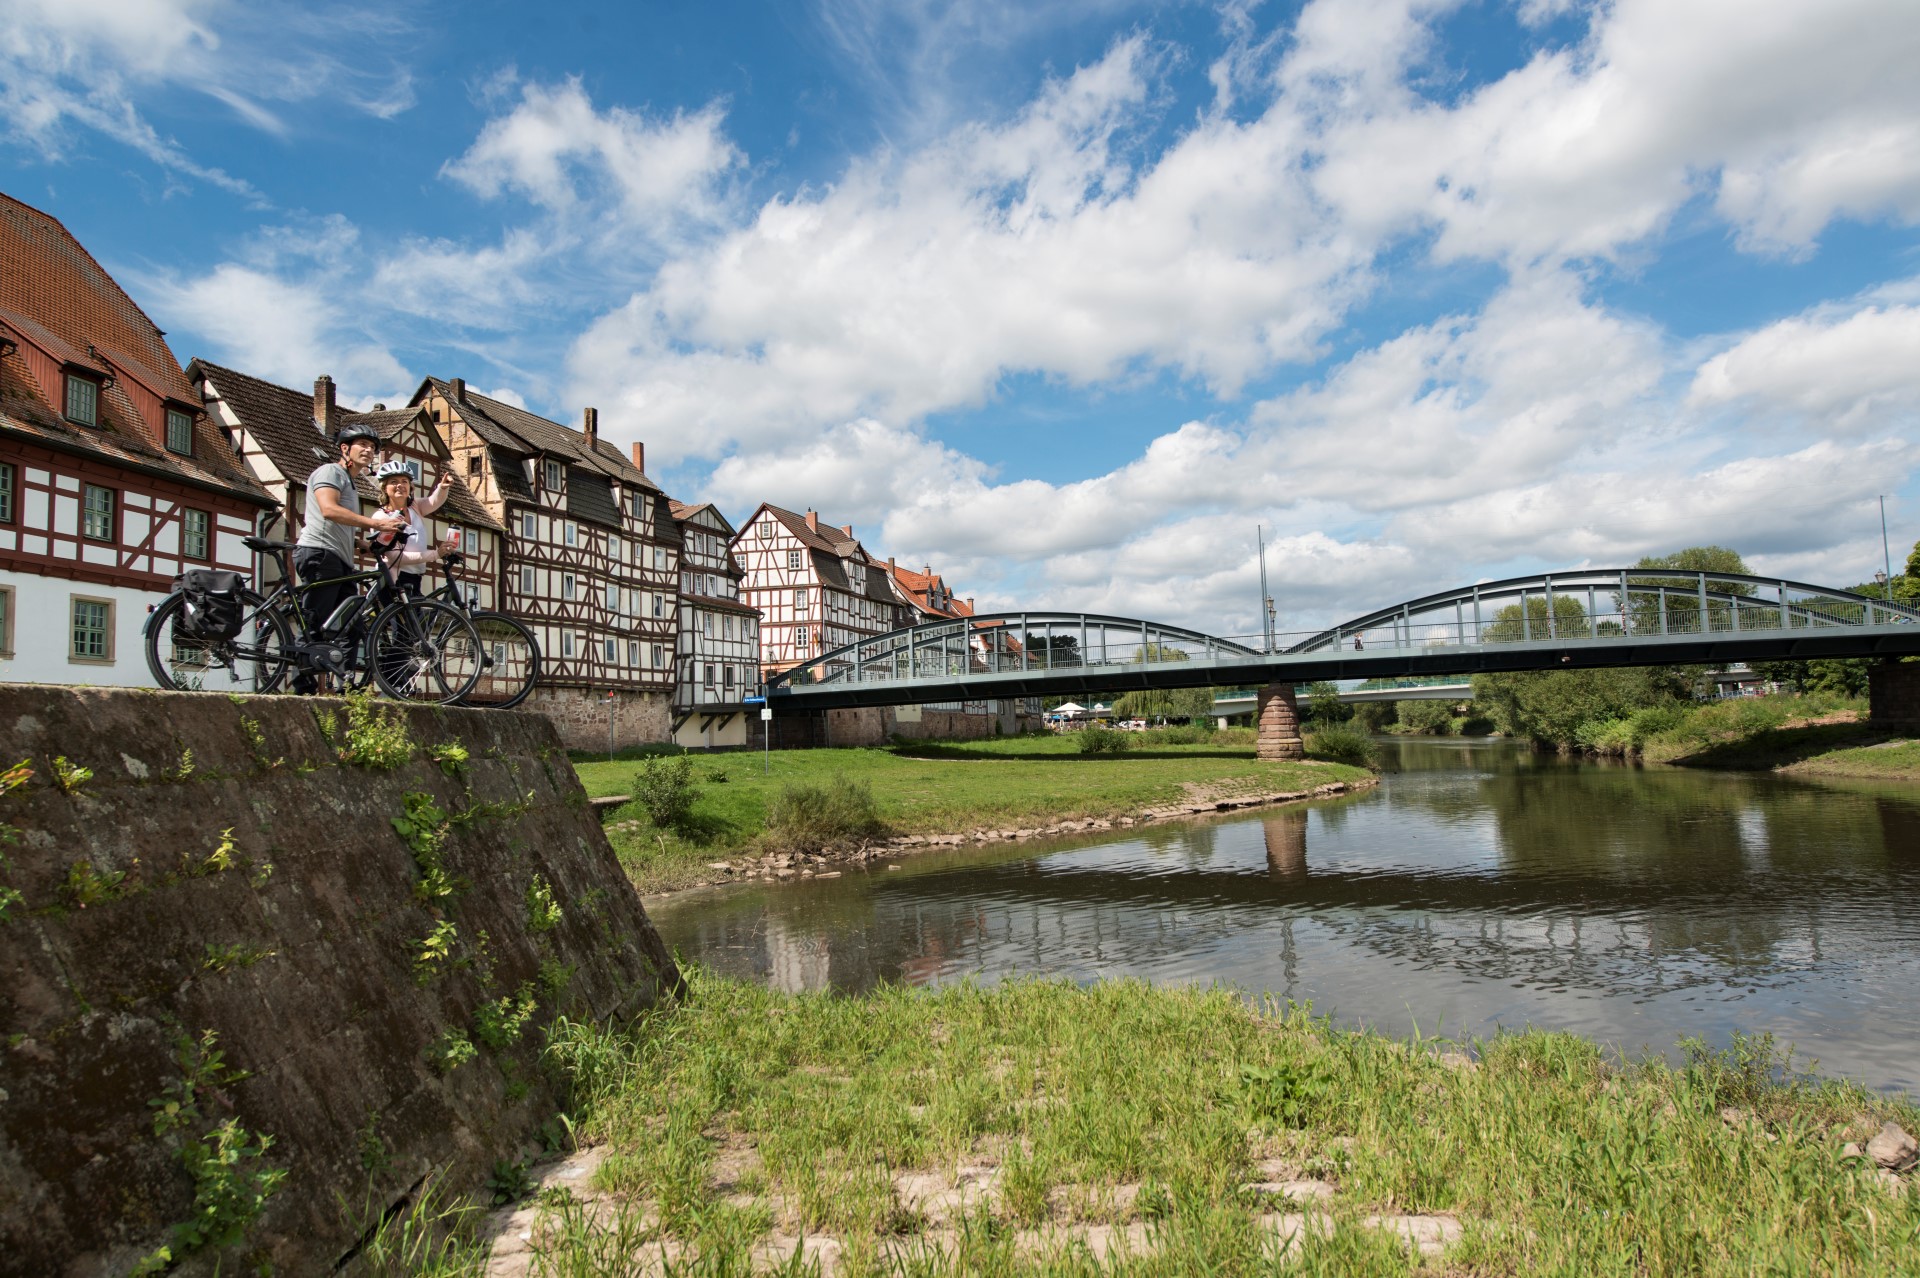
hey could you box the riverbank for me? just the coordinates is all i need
[572,735,1375,894]
[1641,701,1920,777]
[399,970,1918,1275]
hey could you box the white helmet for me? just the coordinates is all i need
[375,459,414,483]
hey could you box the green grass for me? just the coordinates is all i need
[573,736,1371,893]
[1630,693,1920,777]
[429,970,1920,1275]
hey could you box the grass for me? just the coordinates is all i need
[572,735,1372,894]
[1629,693,1920,778]
[431,969,1920,1275]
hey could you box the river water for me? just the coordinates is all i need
[649,740,1920,1093]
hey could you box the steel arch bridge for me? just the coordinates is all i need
[765,568,1920,711]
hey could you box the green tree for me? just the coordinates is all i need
[1303,680,1350,725]
[1624,546,1754,635]
[1473,666,1693,749]
[1111,687,1216,721]
[1483,595,1592,642]
[1395,699,1456,734]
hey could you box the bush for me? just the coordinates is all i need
[764,776,887,854]
[1304,724,1381,770]
[1139,724,1215,745]
[1212,726,1256,747]
[1077,725,1134,754]
[634,754,699,832]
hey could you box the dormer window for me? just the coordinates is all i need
[64,373,100,426]
[544,458,563,491]
[165,407,194,456]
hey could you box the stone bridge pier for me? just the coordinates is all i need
[1870,660,1920,734]
[1256,683,1305,761]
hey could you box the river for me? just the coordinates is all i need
[648,738,1920,1093]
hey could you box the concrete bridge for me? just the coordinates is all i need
[766,569,1920,759]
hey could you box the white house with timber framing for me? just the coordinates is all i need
[669,500,761,749]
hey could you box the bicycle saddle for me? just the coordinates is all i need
[244,536,297,553]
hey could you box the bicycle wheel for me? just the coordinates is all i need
[365,597,483,705]
[145,590,296,694]
[462,612,542,709]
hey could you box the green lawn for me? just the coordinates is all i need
[570,734,1371,894]
[386,971,1920,1275]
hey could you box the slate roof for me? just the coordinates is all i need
[189,359,499,530]
[564,466,621,528]
[0,195,270,506]
[416,377,661,494]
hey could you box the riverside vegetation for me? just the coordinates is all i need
[357,969,1920,1275]
[572,729,1376,894]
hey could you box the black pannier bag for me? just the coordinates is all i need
[173,568,248,641]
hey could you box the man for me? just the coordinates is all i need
[293,424,405,692]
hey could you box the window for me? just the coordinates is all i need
[652,644,664,668]
[723,664,735,690]
[65,374,99,426]
[629,490,647,521]
[520,565,535,595]
[562,573,576,600]
[787,549,801,570]
[604,638,616,663]
[404,458,423,485]
[703,663,715,689]
[0,586,12,657]
[182,508,210,560]
[723,614,734,639]
[521,512,537,540]
[564,521,577,547]
[795,588,809,613]
[605,583,618,610]
[758,521,773,539]
[0,462,13,523]
[627,640,639,667]
[467,454,481,476]
[610,534,622,561]
[165,408,194,456]
[71,597,113,662]
[701,612,712,637]
[82,485,115,541]
[653,546,665,569]
[562,632,574,657]
[652,594,664,618]
[544,459,563,491]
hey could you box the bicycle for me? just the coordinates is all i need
[144,536,484,705]
[420,551,542,710]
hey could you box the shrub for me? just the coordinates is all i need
[1077,725,1133,754]
[1304,724,1381,770]
[634,754,699,833]
[1139,724,1215,745]
[764,776,887,854]
[1211,726,1256,747]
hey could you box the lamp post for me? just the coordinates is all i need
[1881,497,1896,600]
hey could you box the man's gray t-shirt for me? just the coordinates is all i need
[298,462,358,563]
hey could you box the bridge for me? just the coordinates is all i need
[766,568,1920,757]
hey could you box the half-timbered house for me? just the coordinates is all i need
[189,362,502,607]
[0,194,273,685]
[668,501,761,749]
[411,379,679,748]
[883,558,1039,737]
[732,504,908,680]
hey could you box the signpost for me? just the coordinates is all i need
[745,695,769,775]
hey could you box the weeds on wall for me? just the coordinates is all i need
[0,759,28,922]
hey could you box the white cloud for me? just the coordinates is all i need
[1687,303,1920,434]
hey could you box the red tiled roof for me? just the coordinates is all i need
[0,195,269,505]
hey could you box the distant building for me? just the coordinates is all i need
[190,362,502,608]
[882,558,974,623]
[881,557,1039,736]
[732,504,908,680]
[411,379,679,748]
[669,500,761,749]
[0,194,273,686]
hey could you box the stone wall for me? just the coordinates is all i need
[524,685,671,751]
[1869,660,1920,734]
[0,685,680,1277]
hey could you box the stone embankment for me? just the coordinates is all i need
[623,778,1375,893]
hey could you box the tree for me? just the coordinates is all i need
[1483,595,1592,642]
[1625,546,1754,636]
[1023,633,1082,669]
[1112,687,1216,721]
[1304,680,1350,724]
[1473,666,1693,749]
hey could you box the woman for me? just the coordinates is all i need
[369,459,460,596]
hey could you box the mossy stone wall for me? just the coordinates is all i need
[0,684,679,1277]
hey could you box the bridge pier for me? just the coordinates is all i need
[1870,661,1920,734]
[1256,684,1305,761]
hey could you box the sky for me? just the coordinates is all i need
[5,0,1918,642]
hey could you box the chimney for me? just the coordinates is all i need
[630,441,645,472]
[888,556,896,571]
[967,597,974,612]
[805,509,819,532]
[582,406,598,441]
[313,376,338,432]
[449,377,466,404]
[842,525,854,537]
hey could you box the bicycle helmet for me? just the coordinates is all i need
[334,423,380,450]
[375,459,415,483]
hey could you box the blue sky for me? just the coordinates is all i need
[6,0,1918,638]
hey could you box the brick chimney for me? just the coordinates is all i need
[967,597,974,612]
[449,377,466,404]
[888,556,896,571]
[630,441,645,472]
[805,509,819,532]
[582,406,598,441]
[842,525,854,537]
[313,375,338,433]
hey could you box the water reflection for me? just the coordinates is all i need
[650,740,1920,1092]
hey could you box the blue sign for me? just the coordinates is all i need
[743,695,767,704]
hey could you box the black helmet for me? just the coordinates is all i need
[334,423,380,450]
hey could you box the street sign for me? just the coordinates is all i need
[743,695,766,704]
[760,708,773,721]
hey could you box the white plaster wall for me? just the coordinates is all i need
[0,572,170,689]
